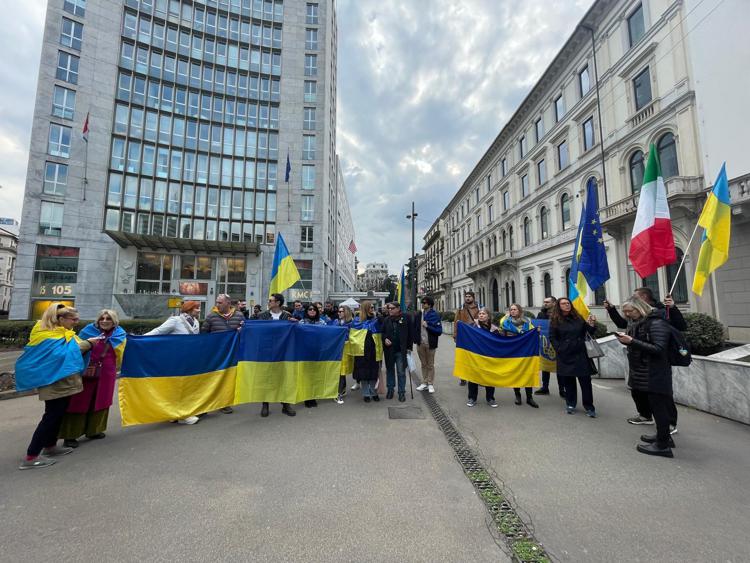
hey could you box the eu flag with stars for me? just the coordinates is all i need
[578,177,610,290]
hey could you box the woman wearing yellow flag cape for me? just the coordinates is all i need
[15,303,101,470]
[333,305,355,404]
[352,301,383,403]
[499,304,539,409]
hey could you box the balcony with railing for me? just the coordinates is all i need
[465,250,516,279]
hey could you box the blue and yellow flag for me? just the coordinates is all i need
[453,322,540,388]
[15,323,85,392]
[534,319,558,373]
[79,323,127,368]
[693,163,731,296]
[269,233,301,297]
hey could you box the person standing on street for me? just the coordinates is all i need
[334,305,355,404]
[414,296,442,394]
[300,304,327,408]
[352,301,381,402]
[500,304,539,408]
[257,293,297,418]
[535,296,565,398]
[454,291,479,386]
[549,297,598,417]
[201,294,245,414]
[382,301,414,402]
[467,308,499,408]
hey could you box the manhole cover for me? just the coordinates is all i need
[388,406,425,419]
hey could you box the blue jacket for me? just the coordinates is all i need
[412,309,443,349]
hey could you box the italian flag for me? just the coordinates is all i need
[629,143,676,278]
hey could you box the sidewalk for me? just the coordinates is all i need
[428,339,750,562]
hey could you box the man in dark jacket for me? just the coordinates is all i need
[382,301,414,402]
[291,300,305,321]
[604,287,684,431]
[257,293,296,417]
[413,296,442,394]
[535,296,565,397]
[201,294,245,414]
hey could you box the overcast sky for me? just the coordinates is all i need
[0,0,590,273]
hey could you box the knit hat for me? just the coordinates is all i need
[181,300,200,313]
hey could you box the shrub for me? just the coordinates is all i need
[684,312,725,355]
[441,311,455,322]
[0,319,172,349]
[593,321,608,339]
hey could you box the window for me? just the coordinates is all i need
[501,158,507,177]
[535,118,544,143]
[509,226,514,250]
[666,247,688,303]
[40,202,64,236]
[135,253,172,294]
[52,86,76,120]
[657,133,679,179]
[304,54,317,76]
[540,206,549,239]
[579,66,591,97]
[628,3,645,48]
[487,202,494,223]
[557,140,569,170]
[60,18,83,51]
[303,135,316,160]
[306,3,319,24]
[44,162,68,195]
[503,190,510,211]
[543,273,552,297]
[561,193,571,229]
[519,136,527,159]
[523,217,531,246]
[633,67,652,111]
[583,117,595,151]
[595,285,607,306]
[641,273,660,302]
[305,28,318,50]
[521,174,529,198]
[63,0,86,17]
[301,195,314,221]
[301,226,314,252]
[302,164,315,190]
[304,80,317,102]
[526,276,534,307]
[56,51,79,84]
[501,230,507,252]
[48,124,71,157]
[537,159,547,185]
[554,95,565,122]
[303,107,316,130]
[629,150,645,193]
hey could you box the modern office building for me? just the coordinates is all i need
[427,0,750,338]
[11,0,349,320]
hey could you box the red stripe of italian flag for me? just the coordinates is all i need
[628,143,676,279]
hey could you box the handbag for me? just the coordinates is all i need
[584,333,605,359]
[83,341,110,379]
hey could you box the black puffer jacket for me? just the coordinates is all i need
[549,316,596,378]
[625,310,673,395]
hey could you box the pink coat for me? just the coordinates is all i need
[67,332,118,413]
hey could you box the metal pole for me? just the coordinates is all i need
[407,201,418,310]
[582,24,608,206]
[668,217,702,296]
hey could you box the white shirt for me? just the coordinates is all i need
[145,313,201,335]
[270,311,283,320]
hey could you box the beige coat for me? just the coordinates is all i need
[454,304,480,339]
[38,374,83,401]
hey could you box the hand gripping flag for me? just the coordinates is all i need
[269,233,301,297]
[692,163,731,295]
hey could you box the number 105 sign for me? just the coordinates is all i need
[33,283,76,297]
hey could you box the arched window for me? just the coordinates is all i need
[630,150,645,193]
[666,247,688,303]
[523,217,531,246]
[502,230,507,252]
[657,133,679,179]
[526,276,533,307]
[543,272,552,297]
[511,280,516,303]
[561,193,571,229]
[594,284,606,305]
[540,206,549,239]
[509,226,515,250]
[462,254,466,272]
[564,268,571,295]
[641,273,660,302]
[504,282,510,310]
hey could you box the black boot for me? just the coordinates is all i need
[640,434,675,448]
[260,402,269,417]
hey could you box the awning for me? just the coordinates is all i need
[105,231,262,255]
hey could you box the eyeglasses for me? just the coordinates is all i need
[99,317,113,321]
[338,309,345,313]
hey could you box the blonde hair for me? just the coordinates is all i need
[359,300,374,319]
[39,302,79,330]
[621,297,653,319]
[338,305,353,323]
[95,309,120,328]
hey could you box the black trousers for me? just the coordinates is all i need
[468,382,495,401]
[27,396,71,457]
[648,392,672,447]
[514,387,533,399]
[541,371,566,393]
[564,375,594,411]
[631,389,652,418]
[338,375,347,395]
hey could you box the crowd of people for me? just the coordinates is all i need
[18,285,684,469]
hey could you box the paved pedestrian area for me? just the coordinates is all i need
[2,339,750,562]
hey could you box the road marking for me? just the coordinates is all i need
[592,383,613,389]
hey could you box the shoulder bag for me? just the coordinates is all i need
[584,332,605,359]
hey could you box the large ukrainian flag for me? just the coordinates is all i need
[453,322,540,388]
[235,322,349,404]
[119,331,237,426]
[15,323,85,392]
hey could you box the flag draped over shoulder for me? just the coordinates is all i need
[453,323,540,388]
[629,144,676,278]
[693,163,731,296]
[79,323,127,367]
[269,233,301,297]
[14,323,85,392]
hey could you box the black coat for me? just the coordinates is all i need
[536,308,550,320]
[625,311,673,395]
[382,314,414,362]
[607,302,687,331]
[549,316,596,378]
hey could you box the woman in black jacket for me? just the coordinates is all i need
[615,297,675,458]
[549,297,598,417]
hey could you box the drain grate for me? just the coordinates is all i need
[388,406,426,419]
[422,392,551,563]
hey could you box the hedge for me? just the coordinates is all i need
[0,319,166,349]
[684,313,725,356]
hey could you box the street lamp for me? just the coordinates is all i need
[406,202,418,310]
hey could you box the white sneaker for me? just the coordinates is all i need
[178,416,200,425]
[669,425,678,435]
[335,395,344,404]
[416,383,428,391]
[428,385,435,393]
[351,382,360,390]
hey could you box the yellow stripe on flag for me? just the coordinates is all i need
[235,360,340,404]
[454,349,540,388]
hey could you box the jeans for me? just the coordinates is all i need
[648,392,672,447]
[416,343,435,385]
[27,396,71,457]
[564,375,595,411]
[361,380,377,397]
[385,351,406,394]
[468,382,495,401]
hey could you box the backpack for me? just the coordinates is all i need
[646,318,692,367]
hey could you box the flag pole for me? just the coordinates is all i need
[667,219,702,296]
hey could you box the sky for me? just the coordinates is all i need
[0,0,591,273]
